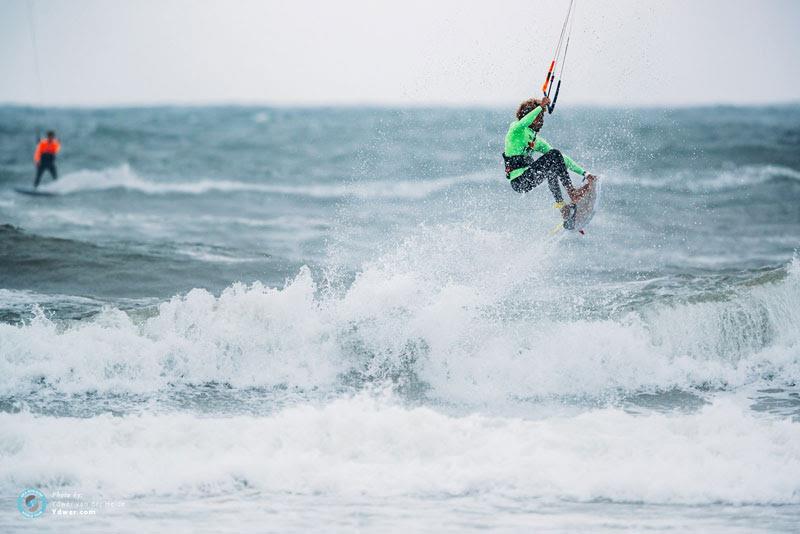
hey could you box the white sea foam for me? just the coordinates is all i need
[252,111,271,123]
[604,164,800,192]
[2,394,798,505]
[175,245,258,264]
[696,165,800,192]
[39,164,489,199]
[1,214,797,400]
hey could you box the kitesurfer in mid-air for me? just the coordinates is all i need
[33,131,61,188]
[503,95,595,217]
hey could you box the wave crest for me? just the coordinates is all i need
[38,164,489,199]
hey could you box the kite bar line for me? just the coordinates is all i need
[26,0,44,139]
[549,36,570,112]
[541,0,576,113]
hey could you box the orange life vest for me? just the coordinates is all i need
[34,139,61,164]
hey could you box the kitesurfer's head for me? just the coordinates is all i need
[46,130,55,140]
[517,98,545,131]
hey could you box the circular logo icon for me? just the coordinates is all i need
[17,489,47,518]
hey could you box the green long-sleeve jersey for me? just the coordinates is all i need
[503,105,586,180]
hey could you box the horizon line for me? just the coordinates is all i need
[2,99,799,110]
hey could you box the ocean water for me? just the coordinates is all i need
[0,105,799,532]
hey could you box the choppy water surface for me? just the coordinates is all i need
[1,105,799,532]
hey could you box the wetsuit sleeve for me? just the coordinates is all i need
[533,137,552,154]
[534,137,586,176]
[562,153,585,176]
[53,140,61,154]
[516,106,544,128]
[33,141,42,164]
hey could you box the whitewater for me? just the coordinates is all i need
[1,105,799,532]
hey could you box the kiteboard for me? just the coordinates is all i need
[14,187,57,197]
[560,177,600,233]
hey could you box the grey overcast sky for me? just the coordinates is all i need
[1,0,798,107]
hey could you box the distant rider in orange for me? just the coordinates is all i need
[33,131,61,188]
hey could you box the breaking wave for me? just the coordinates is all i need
[1,230,797,400]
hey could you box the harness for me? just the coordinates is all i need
[502,153,534,179]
